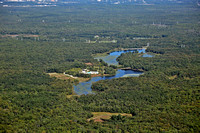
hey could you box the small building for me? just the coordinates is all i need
[90,71,99,74]
[82,69,89,74]
[81,69,99,75]
[94,35,100,38]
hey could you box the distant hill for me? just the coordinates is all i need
[62,0,198,5]
[2,0,198,5]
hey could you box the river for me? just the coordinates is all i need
[73,49,153,95]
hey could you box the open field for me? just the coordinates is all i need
[48,73,90,82]
[48,73,71,80]
[87,112,132,122]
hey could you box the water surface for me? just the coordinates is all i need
[74,49,154,95]
[94,49,147,65]
[73,69,143,95]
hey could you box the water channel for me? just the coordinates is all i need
[74,49,153,95]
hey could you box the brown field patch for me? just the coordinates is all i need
[48,73,71,80]
[88,112,132,122]
[48,73,91,83]
[169,75,177,80]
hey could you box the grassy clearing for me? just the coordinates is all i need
[48,73,91,82]
[169,75,177,80]
[48,73,71,80]
[88,112,132,122]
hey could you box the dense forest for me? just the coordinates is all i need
[0,3,200,132]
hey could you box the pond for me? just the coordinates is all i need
[94,49,153,65]
[74,48,153,95]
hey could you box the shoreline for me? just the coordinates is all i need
[93,47,147,58]
[120,67,144,72]
[67,47,148,97]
